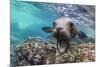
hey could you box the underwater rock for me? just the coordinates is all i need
[12,39,95,66]
[55,43,95,63]
[15,40,56,66]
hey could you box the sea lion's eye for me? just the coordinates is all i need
[69,22,74,27]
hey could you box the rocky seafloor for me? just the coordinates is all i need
[10,38,95,66]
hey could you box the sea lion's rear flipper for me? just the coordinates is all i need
[42,27,53,33]
[78,31,87,39]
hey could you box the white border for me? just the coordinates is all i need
[0,0,99,67]
[0,0,10,67]
[18,0,95,5]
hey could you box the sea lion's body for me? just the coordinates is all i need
[42,17,87,53]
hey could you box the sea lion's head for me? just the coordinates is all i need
[52,17,74,38]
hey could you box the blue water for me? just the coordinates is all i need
[10,0,95,46]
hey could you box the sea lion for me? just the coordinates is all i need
[42,17,87,53]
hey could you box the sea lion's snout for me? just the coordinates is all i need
[55,27,65,34]
[52,27,69,38]
[56,27,62,32]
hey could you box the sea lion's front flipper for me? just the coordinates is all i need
[42,27,53,33]
[78,31,87,39]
